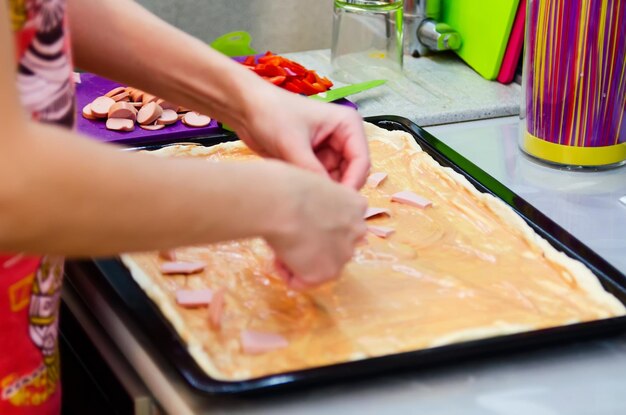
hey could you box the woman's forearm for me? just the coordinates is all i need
[67,0,266,129]
[0,122,288,256]
[0,1,369,286]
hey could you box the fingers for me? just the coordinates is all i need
[273,217,367,292]
[273,259,293,283]
[273,258,313,291]
[315,110,370,190]
[315,146,343,183]
[336,120,370,189]
[286,261,346,291]
[315,146,341,173]
[273,257,320,291]
[287,277,315,292]
[283,143,330,179]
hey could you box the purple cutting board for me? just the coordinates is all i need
[77,69,356,146]
[76,73,222,146]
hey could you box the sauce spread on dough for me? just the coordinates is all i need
[127,137,625,380]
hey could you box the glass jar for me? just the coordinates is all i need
[331,0,404,83]
[520,0,626,169]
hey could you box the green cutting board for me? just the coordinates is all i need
[440,0,520,80]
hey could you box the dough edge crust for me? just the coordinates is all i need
[120,122,626,382]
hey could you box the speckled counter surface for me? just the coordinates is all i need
[285,49,522,126]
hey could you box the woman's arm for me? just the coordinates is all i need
[68,0,258,131]
[67,0,370,189]
[0,5,366,287]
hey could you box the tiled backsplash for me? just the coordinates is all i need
[137,0,334,53]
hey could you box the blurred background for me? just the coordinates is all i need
[136,0,334,53]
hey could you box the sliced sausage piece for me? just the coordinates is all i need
[391,191,433,209]
[156,98,179,111]
[366,172,388,188]
[139,123,165,131]
[128,102,143,108]
[105,86,126,98]
[241,330,288,355]
[73,72,81,84]
[175,289,214,307]
[105,118,135,132]
[82,103,97,120]
[158,249,176,261]
[160,261,206,275]
[90,96,116,118]
[182,112,211,128]
[364,207,391,219]
[157,109,178,125]
[137,102,163,125]
[142,93,158,106]
[209,289,225,329]
[110,91,130,102]
[108,102,138,121]
[367,225,395,238]
[130,89,144,102]
[177,106,192,113]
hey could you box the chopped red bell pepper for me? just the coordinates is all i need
[282,81,304,94]
[268,75,286,85]
[239,51,333,96]
[304,72,316,83]
[253,64,287,77]
[242,55,256,66]
[301,80,325,94]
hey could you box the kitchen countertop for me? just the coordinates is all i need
[285,50,522,126]
[63,53,626,414]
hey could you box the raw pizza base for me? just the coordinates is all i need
[121,122,626,381]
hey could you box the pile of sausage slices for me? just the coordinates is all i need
[82,86,211,132]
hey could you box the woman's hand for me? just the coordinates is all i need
[263,161,368,290]
[235,82,371,190]
[234,83,371,289]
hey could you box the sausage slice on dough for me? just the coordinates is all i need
[391,191,433,209]
[240,330,288,355]
[364,207,391,219]
[367,225,395,238]
[160,261,206,275]
[175,289,214,307]
[366,172,388,188]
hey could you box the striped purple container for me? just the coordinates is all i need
[520,0,626,168]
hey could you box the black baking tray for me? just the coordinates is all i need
[65,115,626,395]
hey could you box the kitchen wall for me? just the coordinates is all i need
[136,0,334,53]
